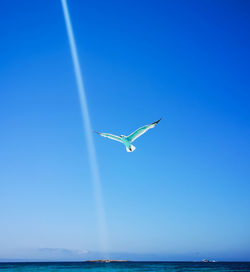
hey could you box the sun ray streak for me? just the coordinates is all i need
[60,0,109,256]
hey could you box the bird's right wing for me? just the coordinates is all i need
[126,119,161,143]
[95,132,122,143]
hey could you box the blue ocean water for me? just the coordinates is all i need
[0,262,250,272]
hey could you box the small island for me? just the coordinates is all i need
[202,259,216,263]
[86,260,129,263]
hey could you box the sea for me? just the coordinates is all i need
[0,262,250,272]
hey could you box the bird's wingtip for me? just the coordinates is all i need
[153,118,162,125]
[94,130,101,135]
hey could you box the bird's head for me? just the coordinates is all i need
[120,134,125,138]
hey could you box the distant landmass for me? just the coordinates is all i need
[86,260,129,263]
[202,259,216,263]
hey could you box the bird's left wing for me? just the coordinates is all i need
[126,119,161,143]
[95,132,122,143]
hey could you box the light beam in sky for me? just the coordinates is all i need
[60,0,109,256]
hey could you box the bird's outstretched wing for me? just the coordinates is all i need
[126,119,161,143]
[95,132,122,143]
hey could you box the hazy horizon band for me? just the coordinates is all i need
[60,0,109,256]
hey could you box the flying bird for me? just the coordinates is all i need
[95,119,161,152]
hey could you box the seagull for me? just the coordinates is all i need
[95,118,161,152]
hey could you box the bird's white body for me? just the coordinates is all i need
[120,136,136,152]
[95,119,161,152]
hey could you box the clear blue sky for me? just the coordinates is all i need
[0,0,250,261]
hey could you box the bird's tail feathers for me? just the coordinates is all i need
[126,145,136,152]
